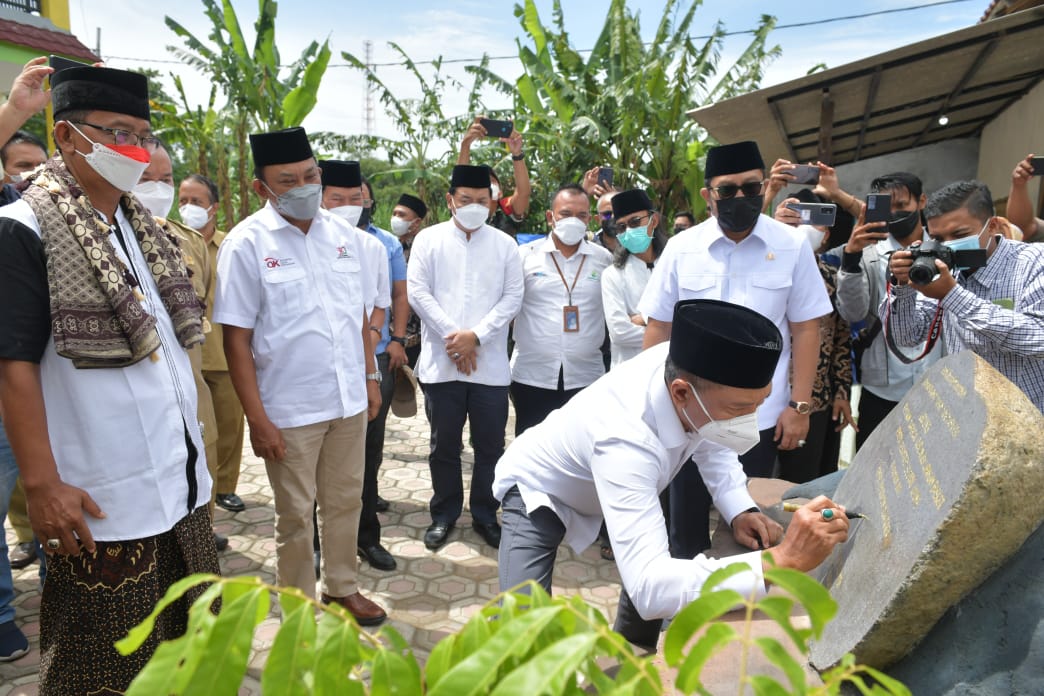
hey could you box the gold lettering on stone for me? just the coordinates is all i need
[876,466,892,548]
[922,380,959,438]
[918,413,931,435]
[893,425,918,507]
[901,405,922,506]
[940,366,967,397]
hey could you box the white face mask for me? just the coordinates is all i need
[264,182,322,221]
[390,216,412,237]
[179,203,213,231]
[6,172,23,183]
[328,204,364,227]
[681,383,761,455]
[552,216,588,245]
[69,122,151,192]
[452,202,489,230]
[133,180,175,217]
[798,224,827,253]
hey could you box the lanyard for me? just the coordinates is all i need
[883,279,944,364]
[549,252,587,305]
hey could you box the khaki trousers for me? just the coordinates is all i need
[204,370,245,494]
[265,412,366,599]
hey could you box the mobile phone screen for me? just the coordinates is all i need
[598,167,613,187]
[1031,157,1044,176]
[790,164,819,185]
[865,194,892,226]
[479,118,513,139]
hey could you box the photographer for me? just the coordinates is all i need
[886,180,1044,413]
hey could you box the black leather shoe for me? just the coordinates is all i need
[358,544,397,571]
[375,496,390,512]
[214,533,229,552]
[423,522,454,550]
[8,542,37,570]
[473,521,501,549]
[215,493,246,513]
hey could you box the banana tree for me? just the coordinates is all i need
[164,0,331,224]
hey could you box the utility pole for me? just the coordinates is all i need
[364,40,375,137]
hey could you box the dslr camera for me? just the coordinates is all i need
[906,239,987,285]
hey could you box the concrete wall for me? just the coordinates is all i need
[769,138,981,210]
[977,79,1044,213]
[833,138,981,199]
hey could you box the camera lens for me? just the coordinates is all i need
[908,260,937,285]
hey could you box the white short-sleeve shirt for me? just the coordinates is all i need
[213,202,372,428]
[638,214,832,427]
[510,236,613,390]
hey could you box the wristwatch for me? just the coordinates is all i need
[389,335,407,347]
[789,400,812,415]
[511,152,525,161]
[366,371,382,384]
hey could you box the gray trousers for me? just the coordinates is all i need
[497,486,662,649]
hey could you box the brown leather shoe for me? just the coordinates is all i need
[321,591,387,626]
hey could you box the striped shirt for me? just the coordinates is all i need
[885,237,1044,413]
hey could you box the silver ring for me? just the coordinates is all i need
[797,439,807,448]
[46,538,60,551]
[452,352,460,360]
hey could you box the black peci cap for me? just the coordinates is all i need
[318,160,362,188]
[704,141,765,181]
[611,189,654,219]
[669,299,782,389]
[249,127,314,168]
[397,193,427,219]
[52,66,150,121]
[450,164,491,189]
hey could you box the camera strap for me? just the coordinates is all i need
[882,280,944,364]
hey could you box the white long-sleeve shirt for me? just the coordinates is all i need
[407,220,524,386]
[493,342,764,620]
[601,253,654,367]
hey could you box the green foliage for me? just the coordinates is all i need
[158,0,331,228]
[119,565,909,696]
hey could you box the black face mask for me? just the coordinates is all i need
[888,209,920,240]
[600,219,617,238]
[358,206,372,230]
[715,195,763,233]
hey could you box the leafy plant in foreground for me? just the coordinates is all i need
[116,561,910,695]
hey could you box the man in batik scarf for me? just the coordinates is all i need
[0,65,218,694]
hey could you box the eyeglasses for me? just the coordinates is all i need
[708,181,766,200]
[597,211,614,221]
[613,212,652,234]
[71,121,161,152]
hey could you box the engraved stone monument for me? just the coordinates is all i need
[808,351,1044,670]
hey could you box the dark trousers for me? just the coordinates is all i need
[666,426,776,560]
[855,388,899,451]
[358,352,395,548]
[423,380,508,526]
[498,486,659,649]
[509,372,582,437]
[777,409,841,484]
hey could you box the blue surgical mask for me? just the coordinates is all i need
[618,225,653,254]
[943,219,988,269]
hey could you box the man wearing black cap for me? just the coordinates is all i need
[319,159,401,572]
[494,299,850,649]
[0,65,218,692]
[406,164,524,550]
[603,189,668,367]
[214,127,387,625]
[638,140,832,560]
[391,193,428,367]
